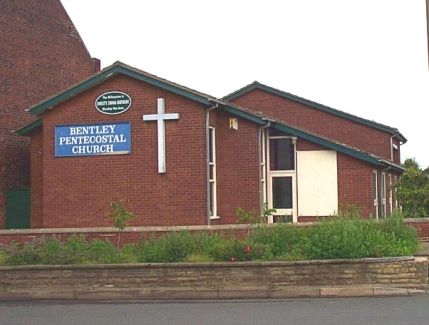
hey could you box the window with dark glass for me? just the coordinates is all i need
[272,177,293,209]
[269,138,295,171]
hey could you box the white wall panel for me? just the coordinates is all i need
[297,150,338,216]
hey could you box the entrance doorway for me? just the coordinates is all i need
[266,134,297,223]
[6,189,30,229]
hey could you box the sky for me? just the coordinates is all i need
[62,0,429,168]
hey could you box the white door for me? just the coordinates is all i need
[266,134,297,223]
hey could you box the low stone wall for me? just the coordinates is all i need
[0,257,427,300]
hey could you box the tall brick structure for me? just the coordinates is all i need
[0,0,99,228]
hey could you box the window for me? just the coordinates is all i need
[394,175,399,209]
[269,137,295,171]
[389,174,393,215]
[373,170,378,219]
[208,127,217,218]
[260,129,267,205]
[267,132,297,223]
[272,177,293,209]
[381,172,386,218]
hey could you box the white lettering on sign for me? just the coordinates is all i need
[56,124,129,156]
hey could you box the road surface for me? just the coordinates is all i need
[1,296,428,325]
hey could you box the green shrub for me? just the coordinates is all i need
[303,216,419,259]
[184,253,214,263]
[210,239,250,262]
[136,231,197,263]
[62,234,90,264]
[5,239,44,265]
[0,214,420,265]
[0,249,7,265]
[248,224,310,258]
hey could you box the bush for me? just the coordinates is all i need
[210,239,251,262]
[136,231,197,263]
[248,224,310,260]
[0,249,7,265]
[303,215,419,259]
[0,215,420,265]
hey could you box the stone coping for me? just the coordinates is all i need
[0,223,315,235]
[404,218,429,222]
[0,218,427,235]
[0,256,420,271]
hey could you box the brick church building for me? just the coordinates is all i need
[3,1,406,229]
[16,61,406,228]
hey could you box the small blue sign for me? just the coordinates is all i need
[55,122,131,157]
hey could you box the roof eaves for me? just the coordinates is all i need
[378,159,407,173]
[28,66,119,115]
[15,118,42,136]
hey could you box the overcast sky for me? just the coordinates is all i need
[62,0,429,168]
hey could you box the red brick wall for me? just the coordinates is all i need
[231,89,395,161]
[296,139,327,151]
[337,153,374,217]
[36,75,208,227]
[30,129,43,228]
[0,0,99,227]
[212,111,260,224]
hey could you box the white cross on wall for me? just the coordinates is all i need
[143,98,180,173]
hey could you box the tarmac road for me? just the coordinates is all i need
[1,296,428,325]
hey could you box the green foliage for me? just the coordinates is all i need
[0,249,6,265]
[236,203,277,224]
[303,215,419,259]
[109,200,136,231]
[108,200,136,247]
[184,254,214,263]
[236,208,259,224]
[136,231,197,263]
[395,159,429,218]
[0,213,420,265]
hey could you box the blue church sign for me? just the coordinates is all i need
[55,122,131,157]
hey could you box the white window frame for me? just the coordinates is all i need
[381,172,387,218]
[389,174,393,215]
[394,175,399,209]
[266,134,297,223]
[259,129,267,209]
[208,127,218,219]
[373,170,379,220]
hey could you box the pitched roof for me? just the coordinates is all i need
[223,81,407,143]
[27,61,219,115]
[15,62,405,173]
